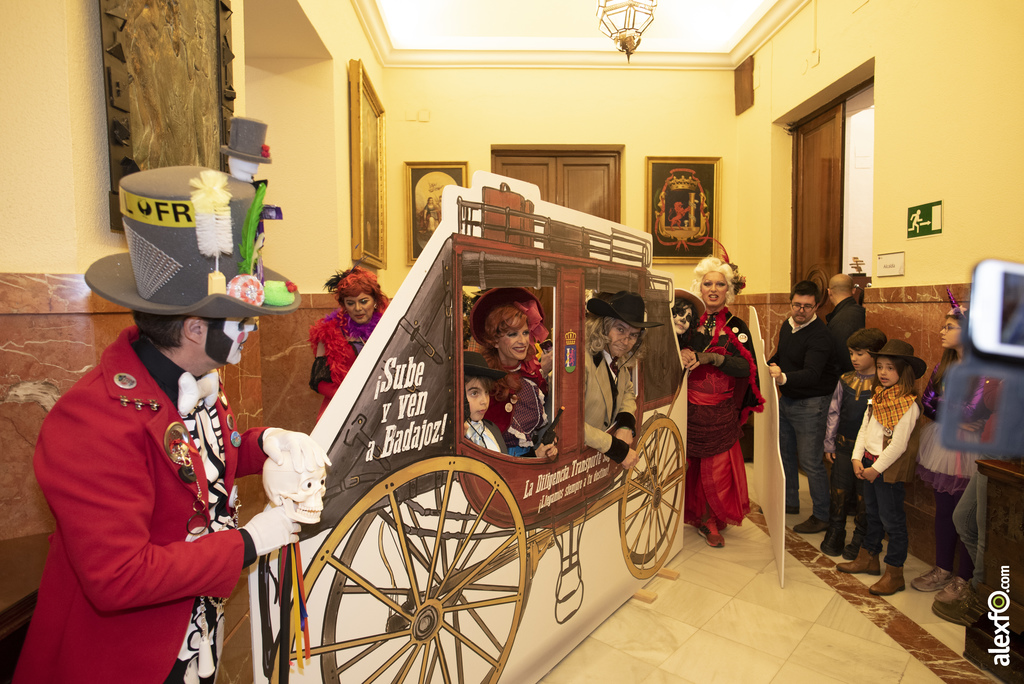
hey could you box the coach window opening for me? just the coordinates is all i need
[459,257,557,459]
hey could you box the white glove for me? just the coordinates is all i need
[262,428,332,472]
[242,505,300,556]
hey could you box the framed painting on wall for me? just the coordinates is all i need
[645,157,721,263]
[349,59,386,268]
[405,162,468,264]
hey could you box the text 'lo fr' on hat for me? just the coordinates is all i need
[86,165,297,318]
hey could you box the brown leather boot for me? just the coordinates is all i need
[869,565,905,596]
[836,547,880,575]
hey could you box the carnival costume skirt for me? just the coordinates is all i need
[916,417,978,495]
[684,387,750,528]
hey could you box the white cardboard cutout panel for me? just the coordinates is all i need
[249,172,687,683]
[747,306,787,587]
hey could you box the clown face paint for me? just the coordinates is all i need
[206,318,257,365]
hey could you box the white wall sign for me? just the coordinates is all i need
[876,251,905,277]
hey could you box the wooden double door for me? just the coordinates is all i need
[491,146,622,223]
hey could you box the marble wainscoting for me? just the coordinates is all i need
[0,272,267,684]
[257,292,338,436]
[736,283,972,570]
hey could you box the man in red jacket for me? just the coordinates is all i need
[15,164,328,684]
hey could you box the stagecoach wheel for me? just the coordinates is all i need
[304,456,528,684]
[618,416,684,579]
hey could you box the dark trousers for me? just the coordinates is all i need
[828,438,864,534]
[861,454,908,567]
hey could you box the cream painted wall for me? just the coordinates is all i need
[292,0,386,280]
[383,67,737,297]
[751,0,1024,288]
[5,0,1023,298]
[246,58,338,294]
[0,0,119,273]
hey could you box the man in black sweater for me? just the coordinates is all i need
[826,274,866,374]
[768,280,839,534]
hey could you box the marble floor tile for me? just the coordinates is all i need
[816,594,903,650]
[701,597,813,659]
[919,618,966,656]
[539,636,655,684]
[590,602,698,666]
[900,656,948,683]
[758,552,832,591]
[788,623,911,684]
[672,551,759,596]
[734,571,836,622]
[882,585,951,628]
[696,530,776,571]
[644,579,733,629]
[659,630,785,684]
[641,668,699,684]
[770,661,848,684]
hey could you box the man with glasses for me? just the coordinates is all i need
[768,280,840,534]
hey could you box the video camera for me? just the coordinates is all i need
[940,259,1024,456]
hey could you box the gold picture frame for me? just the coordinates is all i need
[405,162,468,264]
[645,156,721,263]
[349,59,386,268]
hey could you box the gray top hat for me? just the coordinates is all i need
[86,166,297,317]
[220,117,272,165]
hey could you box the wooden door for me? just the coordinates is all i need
[492,147,621,222]
[792,104,844,312]
[493,147,622,319]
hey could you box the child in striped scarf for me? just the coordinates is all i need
[836,340,927,597]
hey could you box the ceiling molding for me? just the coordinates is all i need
[352,0,810,70]
[729,0,811,66]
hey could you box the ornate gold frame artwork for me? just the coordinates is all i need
[405,162,467,264]
[349,59,386,268]
[645,157,721,263]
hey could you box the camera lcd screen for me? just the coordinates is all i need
[1001,272,1024,346]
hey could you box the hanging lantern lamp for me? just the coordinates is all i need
[596,0,657,62]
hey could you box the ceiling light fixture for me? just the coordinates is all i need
[596,0,657,62]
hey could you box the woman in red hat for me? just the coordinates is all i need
[309,267,390,419]
[470,288,556,458]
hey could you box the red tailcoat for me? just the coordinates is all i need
[14,327,267,684]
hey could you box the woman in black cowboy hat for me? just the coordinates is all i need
[583,291,662,469]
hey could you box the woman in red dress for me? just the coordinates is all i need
[308,267,389,419]
[679,256,764,547]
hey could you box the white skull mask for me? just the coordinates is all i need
[262,456,327,524]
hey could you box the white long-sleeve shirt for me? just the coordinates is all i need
[851,401,921,474]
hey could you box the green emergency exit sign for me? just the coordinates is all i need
[907,201,942,238]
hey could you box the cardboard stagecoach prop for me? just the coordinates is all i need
[249,172,688,683]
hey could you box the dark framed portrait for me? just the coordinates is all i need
[645,157,721,263]
[405,162,467,264]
